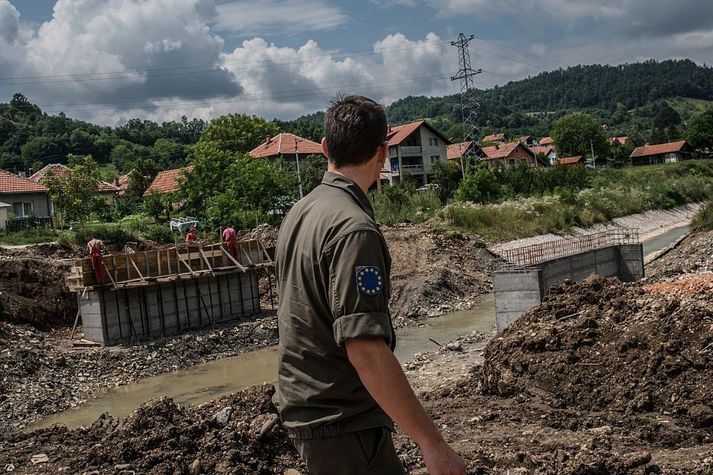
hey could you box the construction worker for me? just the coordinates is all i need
[185,226,198,244]
[222,225,237,259]
[87,238,107,285]
[275,96,466,475]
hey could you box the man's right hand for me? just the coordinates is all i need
[421,439,467,475]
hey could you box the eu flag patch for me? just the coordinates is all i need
[356,266,384,297]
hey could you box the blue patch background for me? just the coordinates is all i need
[355,266,384,297]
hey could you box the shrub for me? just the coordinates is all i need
[72,224,138,247]
[142,224,175,244]
[692,200,713,231]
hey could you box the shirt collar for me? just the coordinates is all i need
[321,172,375,219]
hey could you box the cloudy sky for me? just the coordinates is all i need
[1,0,712,125]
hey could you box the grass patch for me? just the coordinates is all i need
[692,200,713,231]
[371,187,441,225]
[0,228,66,245]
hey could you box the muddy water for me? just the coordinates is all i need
[30,295,495,431]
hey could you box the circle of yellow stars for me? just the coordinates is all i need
[357,266,383,296]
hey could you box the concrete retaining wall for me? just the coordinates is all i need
[79,271,260,345]
[494,244,643,332]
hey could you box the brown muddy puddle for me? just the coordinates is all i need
[29,295,495,430]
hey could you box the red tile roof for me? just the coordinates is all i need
[558,155,584,165]
[30,164,120,193]
[144,167,191,196]
[447,141,474,160]
[116,174,130,195]
[539,136,554,146]
[249,133,323,158]
[0,169,48,194]
[483,133,508,143]
[630,141,688,158]
[530,145,555,156]
[387,120,424,146]
[482,142,534,160]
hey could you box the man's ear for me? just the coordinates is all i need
[321,137,329,159]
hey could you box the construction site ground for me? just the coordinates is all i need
[1,226,711,473]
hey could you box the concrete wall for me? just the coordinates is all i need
[494,244,644,331]
[80,270,260,345]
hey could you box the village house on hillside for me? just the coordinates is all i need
[482,132,510,144]
[529,144,558,165]
[557,155,585,167]
[610,136,629,146]
[144,167,192,196]
[629,140,692,166]
[446,141,481,164]
[248,133,323,161]
[382,120,450,186]
[30,163,121,204]
[539,136,554,146]
[481,141,543,168]
[0,169,52,229]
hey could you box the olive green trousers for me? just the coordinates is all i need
[292,427,407,475]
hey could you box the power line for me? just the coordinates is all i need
[477,37,570,68]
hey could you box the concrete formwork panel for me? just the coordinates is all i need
[78,271,261,345]
[495,244,644,332]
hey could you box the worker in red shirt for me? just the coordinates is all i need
[222,226,237,259]
[185,226,198,244]
[87,238,107,285]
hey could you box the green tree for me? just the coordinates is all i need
[44,154,100,227]
[142,192,171,223]
[198,113,280,155]
[552,113,609,161]
[298,154,328,195]
[688,109,713,152]
[430,160,462,202]
[204,158,297,229]
[454,166,502,203]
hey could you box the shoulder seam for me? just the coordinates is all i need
[321,227,382,258]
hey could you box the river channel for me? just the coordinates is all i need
[30,226,688,430]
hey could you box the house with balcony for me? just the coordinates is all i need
[382,120,450,185]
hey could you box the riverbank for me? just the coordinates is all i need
[3,266,711,473]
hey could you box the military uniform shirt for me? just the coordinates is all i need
[275,172,396,439]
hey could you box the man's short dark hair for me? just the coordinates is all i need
[324,95,388,168]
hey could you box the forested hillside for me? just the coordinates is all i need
[284,59,713,143]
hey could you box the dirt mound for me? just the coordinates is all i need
[481,276,713,427]
[384,225,495,323]
[0,258,76,328]
[644,273,713,297]
[0,384,303,474]
[0,241,83,259]
[647,230,713,279]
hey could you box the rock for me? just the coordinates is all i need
[623,452,652,469]
[189,459,201,475]
[587,425,612,435]
[114,464,131,470]
[30,454,49,464]
[4,464,15,472]
[689,404,713,428]
[445,342,463,352]
[258,413,279,438]
[283,470,301,475]
[213,406,233,425]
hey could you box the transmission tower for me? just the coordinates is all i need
[451,33,482,176]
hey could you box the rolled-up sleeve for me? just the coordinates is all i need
[324,229,392,347]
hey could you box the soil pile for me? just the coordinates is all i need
[0,258,76,328]
[647,230,713,279]
[0,241,83,259]
[481,276,713,427]
[384,224,496,324]
[0,384,303,474]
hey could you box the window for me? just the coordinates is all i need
[427,137,439,146]
[12,202,33,217]
[508,159,517,167]
[430,155,440,164]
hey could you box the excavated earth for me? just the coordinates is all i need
[646,229,713,280]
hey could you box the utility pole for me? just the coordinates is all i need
[590,139,596,170]
[451,33,483,178]
[294,138,304,198]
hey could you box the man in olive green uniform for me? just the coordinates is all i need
[276,96,466,475]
